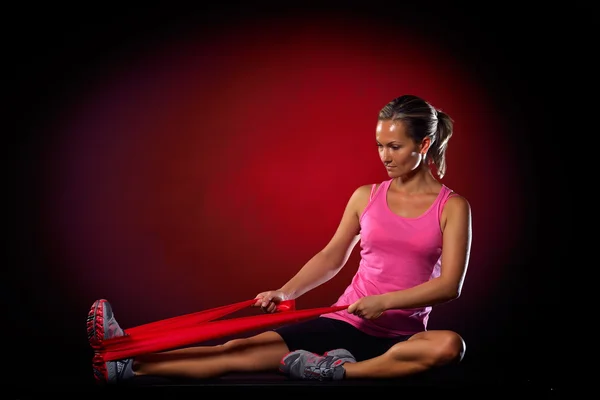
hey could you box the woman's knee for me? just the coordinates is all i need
[221,331,288,354]
[220,332,289,370]
[220,337,258,353]
[397,330,465,367]
[431,330,466,366]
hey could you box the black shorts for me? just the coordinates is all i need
[272,316,411,362]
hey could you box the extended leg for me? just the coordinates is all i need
[133,331,290,379]
[88,299,291,384]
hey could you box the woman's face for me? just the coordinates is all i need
[376,120,427,178]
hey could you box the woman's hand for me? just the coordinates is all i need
[253,290,289,313]
[347,295,386,319]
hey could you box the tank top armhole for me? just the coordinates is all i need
[438,189,458,220]
[360,182,385,225]
[369,183,377,200]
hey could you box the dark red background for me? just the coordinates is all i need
[6,2,579,392]
[41,15,517,324]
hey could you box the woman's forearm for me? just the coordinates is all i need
[382,277,460,311]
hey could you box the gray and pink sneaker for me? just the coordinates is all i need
[87,299,134,385]
[279,348,356,381]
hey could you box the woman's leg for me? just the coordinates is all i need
[343,330,465,379]
[133,331,290,379]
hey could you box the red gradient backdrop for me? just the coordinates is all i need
[39,17,522,332]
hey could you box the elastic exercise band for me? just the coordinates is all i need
[97,299,349,361]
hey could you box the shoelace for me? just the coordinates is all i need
[303,355,339,380]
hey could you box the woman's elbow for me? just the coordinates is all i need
[440,281,462,302]
[319,249,348,271]
[449,288,461,301]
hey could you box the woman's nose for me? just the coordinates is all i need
[381,148,391,162]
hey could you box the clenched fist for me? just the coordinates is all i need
[347,295,386,319]
[253,290,288,313]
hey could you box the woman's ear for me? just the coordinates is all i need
[420,137,431,154]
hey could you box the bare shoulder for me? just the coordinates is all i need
[348,183,378,217]
[353,183,375,197]
[442,192,472,222]
[349,183,376,205]
[446,193,471,211]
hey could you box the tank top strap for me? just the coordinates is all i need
[437,185,456,220]
[370,180,390,201]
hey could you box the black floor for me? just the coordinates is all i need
[11,365,561,398]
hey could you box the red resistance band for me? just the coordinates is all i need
[96,299,349,361]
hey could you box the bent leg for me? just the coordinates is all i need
[132,331,289,380]
[344,330,465,379]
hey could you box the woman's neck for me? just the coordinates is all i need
[392,168,439,194]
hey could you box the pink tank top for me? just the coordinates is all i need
[321,179,454,337]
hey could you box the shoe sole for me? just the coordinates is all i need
[87,299,111,384]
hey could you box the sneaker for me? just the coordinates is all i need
[91,353,134,385]
[324,348,357,363]
[87,299,124,348]
[87,299,134,384]
[279,348,356,381]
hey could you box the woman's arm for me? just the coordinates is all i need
[257,185,371,310]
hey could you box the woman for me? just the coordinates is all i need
[88,94,472,384]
